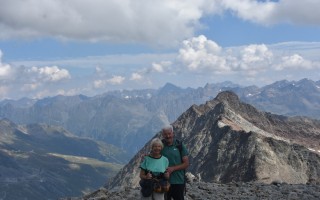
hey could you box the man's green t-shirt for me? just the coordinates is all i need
[161,139,188,184]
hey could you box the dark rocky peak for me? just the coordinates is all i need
[203,91,264,123]
[108,91,320,189]
[181,91,242,117]
[215,90,240,106]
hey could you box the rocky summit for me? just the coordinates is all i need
[65,91,320,200]
[108,91,320,189]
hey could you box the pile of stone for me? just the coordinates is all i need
[62,181,320,200]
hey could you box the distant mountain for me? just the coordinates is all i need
[242,78,320,119]
[0,79,320,158]
[0,119,127,200]
[108,91,320,188]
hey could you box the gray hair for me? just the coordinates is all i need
[150,138,164,148]
[162,125,173,133]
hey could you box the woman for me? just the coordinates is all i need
[140,138,169,200]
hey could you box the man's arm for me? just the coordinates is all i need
[166,156,189,175]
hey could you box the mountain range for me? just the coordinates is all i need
[1,78,319,159]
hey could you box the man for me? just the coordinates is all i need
[161,125,189,200]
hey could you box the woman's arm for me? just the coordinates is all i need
[140,169,152,179]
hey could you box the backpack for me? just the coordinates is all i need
[139,178,154,197]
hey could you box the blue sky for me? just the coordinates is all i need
[1,0,320,100]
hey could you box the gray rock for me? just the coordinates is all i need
[69,182,320,200]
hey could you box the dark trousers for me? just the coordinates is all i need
[165,184,185,200]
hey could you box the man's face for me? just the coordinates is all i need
[162,129,174,144]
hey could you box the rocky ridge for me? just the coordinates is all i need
[108,91,320,188]
[64,91,320,200]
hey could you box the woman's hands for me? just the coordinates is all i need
[145,172,152,179]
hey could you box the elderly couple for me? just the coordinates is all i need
[139,125,189,200]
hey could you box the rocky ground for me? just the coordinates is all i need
[61,181,320,200]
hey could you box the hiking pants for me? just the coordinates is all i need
[165,184,185,200]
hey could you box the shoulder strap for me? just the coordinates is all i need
[176,139,187,192]
[175,139,183,162]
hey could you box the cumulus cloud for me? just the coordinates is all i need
[107,75,125,85]
[177,35,229,73]
[0,51,72,98]
[235,44,273,75]
[130,72,143,81]
[93,79,105,89]
[174,35,319,78]
[276,54,317,70]
[28,66,71,82]
[0,0,206,46]
[94,75,125,88]
[0,50,13,78]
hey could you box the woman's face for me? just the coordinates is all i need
[152,143,162,154]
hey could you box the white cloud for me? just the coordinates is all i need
[93,75,126,88]
[0,50,13,78]
[235,44,273,74]
[29,66,71,82]
[276,54,316,70]
[130,72,143,81]
[177,35,228,72]
[0,63,11,78]
[93,80,105,89]
[271,0,320,25]
[221,0,276,25]
[241,44,273,64]
[152,63,164,73]
[220,0,320,26]
[151,61,172,73]
[174,35,320,79]
[0,51,73,98]
[107,75,125,85]
[0,0,207,46]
